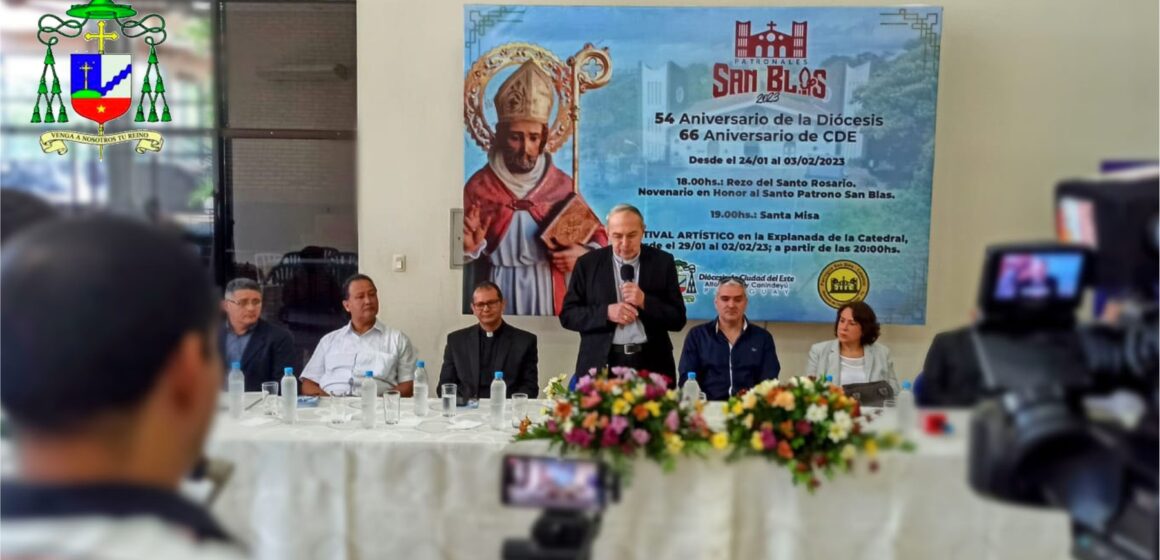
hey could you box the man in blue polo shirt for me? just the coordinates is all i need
[678,277,780,400]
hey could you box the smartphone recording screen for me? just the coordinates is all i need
[502,455,603,511]
[993,251,1085,301]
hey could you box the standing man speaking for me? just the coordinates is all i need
[560,204,686,384]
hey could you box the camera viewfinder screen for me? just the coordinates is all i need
[503,456,601,511]
[993,252,1085,301]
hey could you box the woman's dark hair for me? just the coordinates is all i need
[834,301,881,346]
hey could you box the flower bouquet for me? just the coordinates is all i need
[541,373,570,400]
[720,376,913,491]
[516,367,713,478]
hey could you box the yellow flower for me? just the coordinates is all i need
[665,433,685,454]
[722,402,732,414]
[711,432,729,450]
[840,444,857,461]
[612,399,631,416]
[864,439,879,458]
[644,401,662,417]
[623,389,637,404]
[743,414,754,429]
[741,392,757,410]
[750,431,764,451]
[665,390,678,400]
[730,402,744,416]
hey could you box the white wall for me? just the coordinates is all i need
[357,0,1159,387]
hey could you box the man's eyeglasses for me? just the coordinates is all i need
[472,299,502,310]
[226,298,262,308]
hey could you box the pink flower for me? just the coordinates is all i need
[631,429,651,446]
[565,428,593,447]
[609,415,629,435]
[580,393,602,409]
[664,410,680,432]
[649,373,669,388]
[644,385,666,400]
[760,427,778,450]
[610,366,633,378]
[546,420,558,434]
[795,420,812,436]
[601,426,620,447]
[576,375,593,391]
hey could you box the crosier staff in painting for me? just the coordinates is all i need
[463,60,607,316]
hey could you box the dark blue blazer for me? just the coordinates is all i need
[220,318,300,391]
[678,318,780,400]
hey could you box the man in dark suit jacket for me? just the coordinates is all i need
[918,325,983,407]
[219,278,300,391]
[439,281,539,399]
[561,204,687,384]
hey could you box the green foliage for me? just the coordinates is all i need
[852,40,940,188]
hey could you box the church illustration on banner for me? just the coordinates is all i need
[638,59,871,170]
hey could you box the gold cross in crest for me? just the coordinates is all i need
[83,21,118,54]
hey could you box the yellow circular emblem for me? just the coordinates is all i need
[817,260,869,309]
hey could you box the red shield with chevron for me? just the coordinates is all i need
[70,53,132,125]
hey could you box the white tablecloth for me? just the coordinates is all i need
[206,397,1070,560]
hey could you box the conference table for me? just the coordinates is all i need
[206,396,1070,560]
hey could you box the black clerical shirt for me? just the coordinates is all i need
[477,322,507,397]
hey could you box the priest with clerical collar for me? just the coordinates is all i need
[438,281,540,399]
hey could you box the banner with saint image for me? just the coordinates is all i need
[462,5,942,324]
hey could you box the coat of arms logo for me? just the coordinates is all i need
[31,0,170,159]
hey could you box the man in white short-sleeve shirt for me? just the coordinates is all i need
[301,274,417,397]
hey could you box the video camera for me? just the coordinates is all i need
[500,454,620,560]
[968,170,1159,560]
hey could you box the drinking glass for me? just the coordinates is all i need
[511,393,529,428]
[260,382,280,416]
[383,391,401,425]
[327,397,349,425]
[442,384,457,418]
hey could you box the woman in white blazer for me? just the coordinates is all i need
[806,301,899,394]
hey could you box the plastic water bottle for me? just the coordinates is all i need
[682,372,701,409]
[227,361,245,419]
[281,367,297,424]
[360,371,377,429]
[490,371,507,429]
[413,360,429,417]
[897,380,916,436]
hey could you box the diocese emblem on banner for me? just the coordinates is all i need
[31,0,169,159]
[817,260,870,309]
[675,259,699,304]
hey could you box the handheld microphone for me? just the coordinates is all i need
[620,264,640,311]
[620,264,634,283]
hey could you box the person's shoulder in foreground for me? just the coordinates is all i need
[0,215,246,559]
